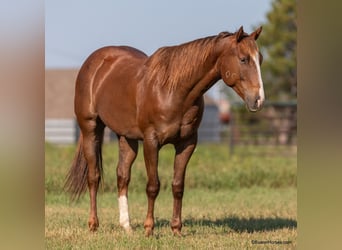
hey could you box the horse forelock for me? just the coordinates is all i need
[145,33,234,92]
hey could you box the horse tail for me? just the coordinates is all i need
[64,133,101,201]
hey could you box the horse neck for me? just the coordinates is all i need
[180,61,220,107]
[179,36,236,107]
[176,47,221,108]
[145,35,229,107]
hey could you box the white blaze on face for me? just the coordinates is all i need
[252,52,265,108]
[118,195,131,231]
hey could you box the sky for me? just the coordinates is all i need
[45,0,272,69]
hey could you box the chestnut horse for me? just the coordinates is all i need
[65,26,264,236]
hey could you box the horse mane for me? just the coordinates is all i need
[145,32,234,92]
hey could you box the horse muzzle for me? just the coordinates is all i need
[246,95,264,112]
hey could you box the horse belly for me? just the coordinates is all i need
[101,111,142,139]
[99,106,143,139]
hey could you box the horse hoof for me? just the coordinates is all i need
[144,227,154,237]
[124,226,133,235]
[89,224,98,232]
[88,219,99,232]
[172,229,182,237]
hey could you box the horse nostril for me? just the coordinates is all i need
[255,96,260,105]
[255,96,263,109]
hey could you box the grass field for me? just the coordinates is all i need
[45,142,297,249]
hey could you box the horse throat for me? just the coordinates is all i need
[181,66,221,108]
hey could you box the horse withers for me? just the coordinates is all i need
[65,26,264,236]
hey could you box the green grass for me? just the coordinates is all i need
[45,142,297,249]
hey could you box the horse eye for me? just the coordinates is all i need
[240,57,247,64]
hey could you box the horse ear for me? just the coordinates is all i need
[236,26,244,43]
[251,26,262,40]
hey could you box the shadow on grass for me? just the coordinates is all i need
[155,216,297,233]
[186,217,297,233]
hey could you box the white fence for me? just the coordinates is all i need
[45,111,221,145]
[45,102,296,155]
[45,119,77,144]
[45,102,222,144]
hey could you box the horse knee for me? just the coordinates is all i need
[146,181,160,199]
[88,216,99,232]
[172,181,184,199]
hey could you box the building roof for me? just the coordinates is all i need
[45,68,78,119]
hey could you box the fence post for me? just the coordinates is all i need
[229,112,235,156]
[74,119,80,144]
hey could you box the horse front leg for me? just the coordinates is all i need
[143,133,160,237]
[171,135,197,236]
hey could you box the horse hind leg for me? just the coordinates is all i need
[116,136,138,233]
[79,117,105,231]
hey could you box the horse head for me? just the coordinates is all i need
[218,26,265,112]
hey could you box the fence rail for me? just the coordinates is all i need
[45,102,297,148]
[45,119,77,144]
[226,101,297,154]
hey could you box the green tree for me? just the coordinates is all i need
[258,0,297,101]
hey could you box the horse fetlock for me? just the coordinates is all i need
[144,219,154,237]
[171,218,182,232]
[122,224,133,234]
[119,217,131,231]
[88,217,99,232]
[171,215,183,236]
